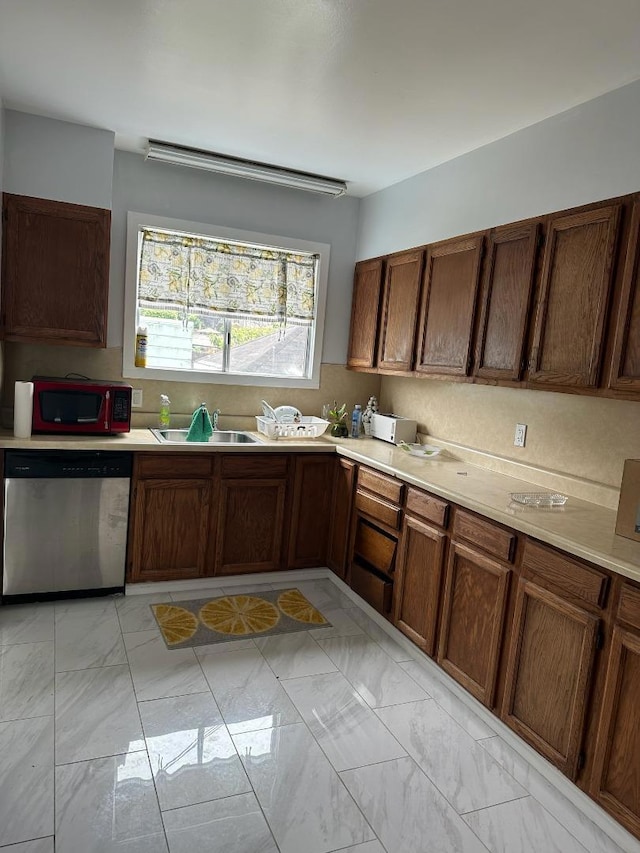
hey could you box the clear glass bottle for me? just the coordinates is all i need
[159,394,171,428]
[351,404,362,438]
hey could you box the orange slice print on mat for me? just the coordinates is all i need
[277,589,328,624]
[152,604,199,645]
[199,596,279,635]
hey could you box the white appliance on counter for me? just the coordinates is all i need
[370,413,417,444]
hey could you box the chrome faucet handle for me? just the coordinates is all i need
[211,408,221,430]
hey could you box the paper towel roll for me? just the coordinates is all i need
[14,381,34,438]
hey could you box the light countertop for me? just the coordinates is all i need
[1,429,638,584]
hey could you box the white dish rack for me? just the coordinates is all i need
[256,415,330,439]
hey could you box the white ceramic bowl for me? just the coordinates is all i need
[398,442,441,458]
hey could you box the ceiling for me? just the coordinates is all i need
[1,0,640,197]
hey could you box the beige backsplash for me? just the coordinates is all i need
[381,376,640,507]
[1,342,381,429]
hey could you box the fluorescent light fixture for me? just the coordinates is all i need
[145,141,348,197]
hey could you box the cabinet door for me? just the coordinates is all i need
[288,455,334,569]
[376,250,424,371]
[215,478,286,575]
[437,542,511,706]
[528,204,621,387]
[474,223,539,381]
[416,235,484,376]
[347,259,384,368]
[393,515,447,655]
[1,193,110,347]
[128,478,212,582]
[502,578,599,779]
[327,458,356,579]
[591,625,640,836]
[609,198,640,393]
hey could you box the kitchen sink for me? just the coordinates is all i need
[150,428,263,444]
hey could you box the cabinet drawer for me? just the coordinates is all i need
[618,583,640,630]
[453,509,515,563]
[136,453,213,479]
[522,540,609,608]
[355,489,402,530]
[357,467,403,504]
[351,563,392,615]
[220,455,288,479]
[354,518,397,577]
[405,487,449,528]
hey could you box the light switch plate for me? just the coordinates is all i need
[132,389,143,408]
[514,423,527,447]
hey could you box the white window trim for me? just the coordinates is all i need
[123,211,330,388]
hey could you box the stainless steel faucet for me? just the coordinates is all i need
[211,408,221,430]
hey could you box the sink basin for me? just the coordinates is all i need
[150,428,262,444]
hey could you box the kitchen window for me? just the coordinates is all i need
[123,212,329,387]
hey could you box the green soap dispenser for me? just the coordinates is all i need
[159,395,171,428]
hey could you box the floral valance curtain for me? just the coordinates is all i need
[138,228,317,322]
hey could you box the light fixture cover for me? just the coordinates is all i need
[146,141,347,197]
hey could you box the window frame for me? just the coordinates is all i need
[123,211,330,388]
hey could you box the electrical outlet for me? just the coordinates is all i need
[514,423,527,447]
[132,389,143,408]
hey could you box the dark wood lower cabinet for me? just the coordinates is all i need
[215,478,287,575]
[393,515,447,655]
[502,578,599,779]
[287,455,334,569]
[437,542,511,707]
[128,477,213,582]
[327,458,356,578]
[591,625,640,836]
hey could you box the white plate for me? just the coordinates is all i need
[398,442,441,458]
[274,405,302,423]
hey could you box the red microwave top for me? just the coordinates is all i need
[32,377,132,435]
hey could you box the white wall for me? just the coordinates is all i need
[107,151,361,359]
[357,78,640,258]
[3,110,114,208]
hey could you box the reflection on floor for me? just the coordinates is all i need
[0,577,635,853]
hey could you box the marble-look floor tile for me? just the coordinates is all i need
[318,635,428,708]
[400,659,496,739]
[220,583,275,595]
[124,630,208,701]
[55,598,127,671]
[0,716,54,847]
[463,795,592,853]
[0,641,54,721]
[198,647,300,735]
[234,723,375,853]
[169,587,227,602]
[255,633,338,679]
[282,671,406,771]
[56,752,168,852]
[116,593,169,633]
[308,606,365,640]
[55,664,144,765]
[480,736,627,853]
[194,638,256,656]
[0,602,55,645]
[345,606,415,662]
[332,843,387,853]
[376,699,527,814]
[162,792,278,853]
[341,756,488,853]
[139,692,250,811]
[0,838,55,853]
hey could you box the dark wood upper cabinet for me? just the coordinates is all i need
[1,193,111,347]
[347,259,384,368]
[528,204,621,388]
[608,198,640,393]
[416,234,484,376]
[376,250,424,372]
[474,222,540,381]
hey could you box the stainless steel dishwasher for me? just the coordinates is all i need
[3,450,132,601]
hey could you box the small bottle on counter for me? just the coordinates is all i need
[135,325,148,367]
[159,395,171,428]
[351,404,362,438]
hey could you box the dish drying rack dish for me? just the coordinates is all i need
[256,415,330,439]
[510,492,568,507]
